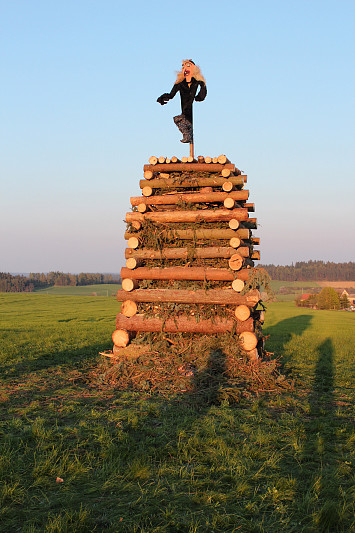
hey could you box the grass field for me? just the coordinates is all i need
[34,283,122,297]
[0,294,354,532]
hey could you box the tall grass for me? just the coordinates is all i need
[0,295,354,532]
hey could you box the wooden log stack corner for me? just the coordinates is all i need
[112,155,268,363]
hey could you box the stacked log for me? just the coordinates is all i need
[113,156,265,360]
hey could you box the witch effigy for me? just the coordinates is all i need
[157,59,207,145]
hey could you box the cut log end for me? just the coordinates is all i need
[229,237,241,248]
[127,237,139,249]
[235,305,251,321]
[148,156,158,165]
[229,219,240,230]
[229,254,244,271]
[239,331,258,351]
[112,329,131,348]
[224,197,235,209]
[121,300,138,317]
[144,170,154,180]
[142,186,153,197]
[232,279,245,292]
[222,181,233,192]
[122,278,139,292]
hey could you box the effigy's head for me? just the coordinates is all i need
[175,59,205,84]
[182,60,195,80]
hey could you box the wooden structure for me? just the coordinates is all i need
[113,155,265,360]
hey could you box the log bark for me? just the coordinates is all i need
[251,250,260,260]
[117,288,260,306]
[126,208,248,224]
[140,175,245,189]
[116,314,254,334]
[130,190,249,207]
[121,266,250,282]
[125,246,250,260]
[143,163,235,173]
[125,227,250,241]
[120,300,138,317]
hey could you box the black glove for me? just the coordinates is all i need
[157,93,170,105]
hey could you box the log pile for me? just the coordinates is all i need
[113,155,268,361]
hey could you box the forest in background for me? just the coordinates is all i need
[260,261,355,281]
[1,261,354,292]
[0,272,121,293]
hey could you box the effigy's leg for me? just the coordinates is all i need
[173,115,193,143]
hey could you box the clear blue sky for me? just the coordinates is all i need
[1,0,354,273]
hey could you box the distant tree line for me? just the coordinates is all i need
[259,261,355,281]
[0,272,121,293]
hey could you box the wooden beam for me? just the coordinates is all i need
[125,246,251,260]
[116,288,260,306]
[130,190,249,207]
[125,227,251,241]
[126,208,248,224]
[121,266,250,281]
[116,314,254,334]
[143,163,236,172]
[139,175,245,190]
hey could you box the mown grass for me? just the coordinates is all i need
[34,283,121,296]
[0,294,354,532]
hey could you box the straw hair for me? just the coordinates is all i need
[175,59,206,84]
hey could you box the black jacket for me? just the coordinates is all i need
[157,78,207,124]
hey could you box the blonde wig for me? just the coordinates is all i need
[175,60,206,84]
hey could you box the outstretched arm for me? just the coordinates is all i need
[157,84,179,105]
[195,81,207,102]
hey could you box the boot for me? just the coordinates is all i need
[173,115,193,143]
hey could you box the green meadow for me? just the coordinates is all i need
[0,293,354,532]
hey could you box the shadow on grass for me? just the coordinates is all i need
[291,338,342,531]
[263,314,313,359]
